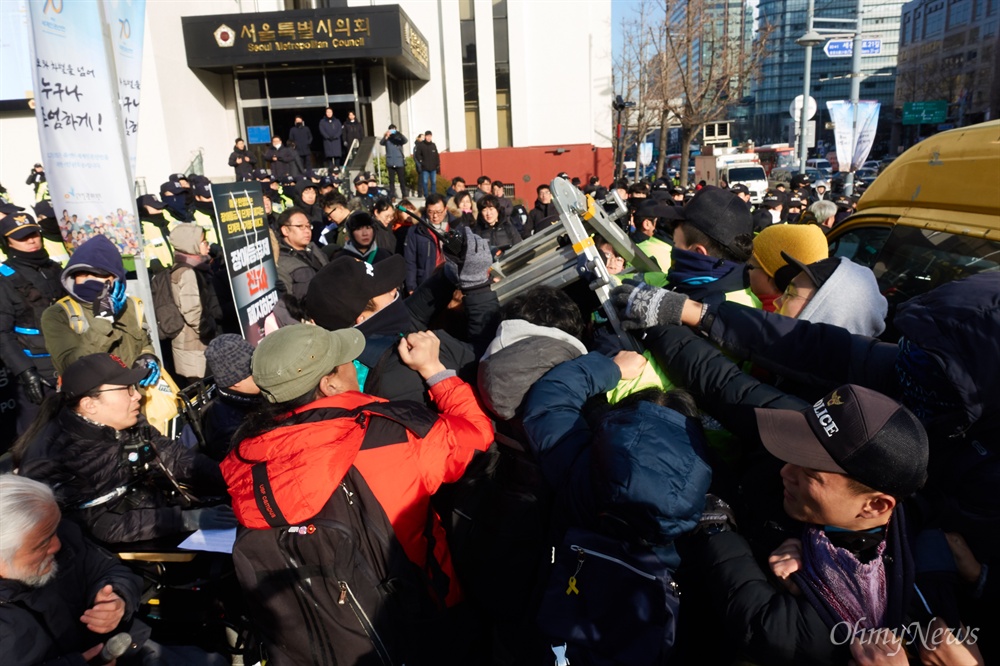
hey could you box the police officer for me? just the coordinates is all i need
[25,163,49,203]
[160,179,192,225]
[137,194,174,271]
[191,180,220,245]
[0,212,64,433]
[31,201,70,266]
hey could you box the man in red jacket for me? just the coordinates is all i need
[221,324,493,608]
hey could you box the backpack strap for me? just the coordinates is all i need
[57,296,89,334]
[251,461,289,528]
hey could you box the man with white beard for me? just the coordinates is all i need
[0,475,229,665]
[0,474,141,663]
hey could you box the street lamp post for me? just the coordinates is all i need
[843,0,864,196]
[796,0,824,175]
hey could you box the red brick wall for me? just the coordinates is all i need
[438,144,614,205]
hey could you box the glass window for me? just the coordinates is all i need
[493,18,509,63]
[831,223,1000,306]
[464,64,480,103]
[829,225,892,268]
[871,225,1000,302]
[238,74,266,100]
[459,0,475,21]
[267,70,324,98]
[325,67,354,96]
[949,0,971,28]
[493,0,508,18]
[497,96,512,147]
[465,104,480,149]
[461,20,477,62]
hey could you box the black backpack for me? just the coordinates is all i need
[231,407,444,666]
[150,265,186,340]
[536,526,680,666]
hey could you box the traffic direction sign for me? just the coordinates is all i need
[823,38,882,58]
[902,100,948,125]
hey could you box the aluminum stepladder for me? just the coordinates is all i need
[490,178,660,352]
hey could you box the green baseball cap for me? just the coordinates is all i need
[252,324,366,404]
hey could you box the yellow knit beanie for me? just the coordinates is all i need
[752,223,829,277]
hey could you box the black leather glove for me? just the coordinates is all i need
[181,505,237,531]
[694,494,738,536]
[17,368,47,405]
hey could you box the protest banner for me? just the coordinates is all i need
[211,182,278,345]
[105,0,146,175]
[26,0,144,254]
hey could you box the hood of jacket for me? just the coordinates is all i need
[892,272,1000,436]
[61,234,126,287]
[222,392,383,529]
[169,223,204,256]
[798,256,887,336]
[591,401,712,545]
[478,320,588,421]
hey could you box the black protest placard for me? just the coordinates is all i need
[211,182,278,345]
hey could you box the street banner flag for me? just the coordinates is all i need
[826,100,881,173]
[105,0,146,175]
[211,183,278,345]
[26,0,145,254]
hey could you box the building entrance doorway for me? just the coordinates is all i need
[235,64,372,173]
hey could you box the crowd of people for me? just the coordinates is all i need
[0,145,996,666]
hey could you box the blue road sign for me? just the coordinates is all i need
[823,38,882,58]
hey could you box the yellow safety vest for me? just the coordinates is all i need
[192,209,220,245]
[42,236,70,266]
[162,208,187,226]
[141,219,174,269]
[725,286,762,309]
[635,236,673,273]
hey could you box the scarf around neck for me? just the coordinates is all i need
[667,246,738,286]
[798,526,887,630]
[7,247,51,267]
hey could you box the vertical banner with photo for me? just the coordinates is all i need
[211,183,278,345]
[826,100,881,172]
[104,0,146,175]
[26,0,143,254]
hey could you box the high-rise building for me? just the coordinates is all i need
[895,0,1000,146]
[753,0,905,157]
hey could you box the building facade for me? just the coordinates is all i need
[752,0,905,157]
[895,0,1000,144]
[0,0,612,207]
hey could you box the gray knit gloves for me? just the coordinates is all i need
[611,282,688,330]
[447,227,494,290]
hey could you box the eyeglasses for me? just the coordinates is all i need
[92,385,138,396]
